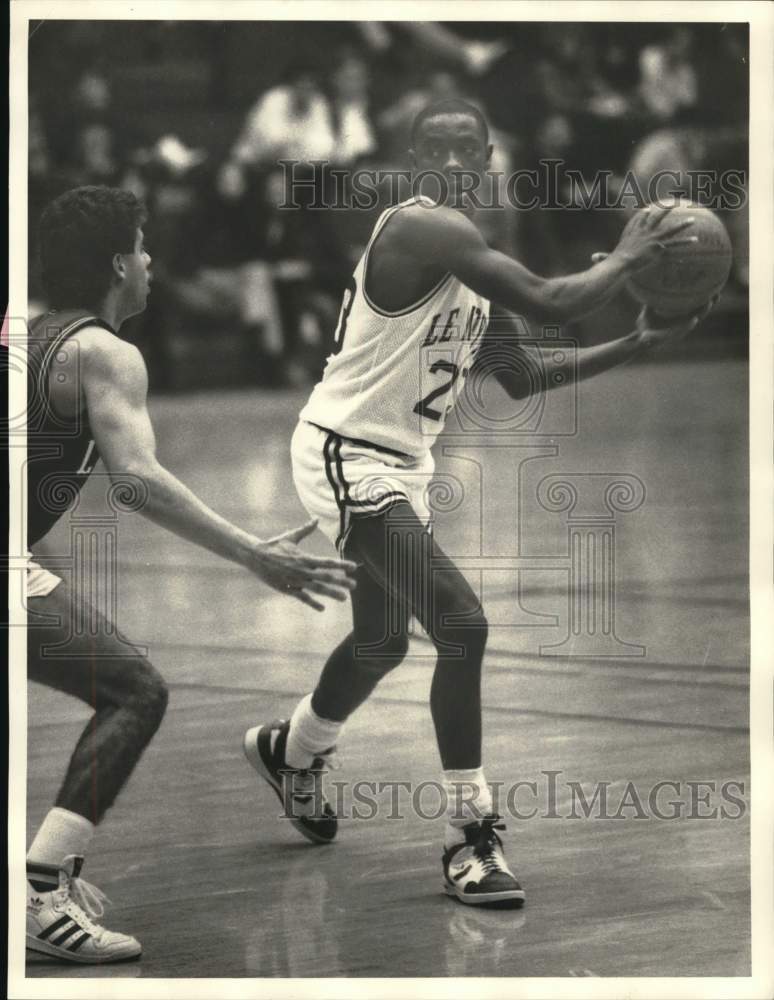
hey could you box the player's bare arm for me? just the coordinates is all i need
[64,327,357,610]
[487,301,715,401]
[387,202,698,324]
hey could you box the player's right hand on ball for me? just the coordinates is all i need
[248,519,358,611]
[611,204,699,272]
[634,296,718,349]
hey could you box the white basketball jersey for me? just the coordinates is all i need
[300,197,490,458]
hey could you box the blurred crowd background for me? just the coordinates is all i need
[28,20,749,391]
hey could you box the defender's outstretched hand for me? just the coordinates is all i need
[246,519,358,611]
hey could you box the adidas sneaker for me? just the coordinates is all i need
[26,855,141,964]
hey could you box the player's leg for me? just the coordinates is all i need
[326,501,523,904]
[243,423,414,842]
[400,520,523,906]
[335,501,488,782]
[243,541,410,843]
[283,498,484,767]
[28,581,168,827]
[260,498,487,825]
[280,503,485,775]
[26,580,168,962]
[281,499,522,901]
[304,518,412,723]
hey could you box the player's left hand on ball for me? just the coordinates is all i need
[635,295,718,348]
[248,519,358,611]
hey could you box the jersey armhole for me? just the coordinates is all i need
[41,317,106,423]
[362,205,451,318]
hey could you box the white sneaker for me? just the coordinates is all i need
[442,816,525,907]
[26,855,141,964]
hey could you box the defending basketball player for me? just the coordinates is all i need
[24,186,357,963]
[243,100,714,906]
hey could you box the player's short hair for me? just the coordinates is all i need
[38,186,147,309]
[410,99,490,148]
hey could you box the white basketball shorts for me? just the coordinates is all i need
[291,420,435,554]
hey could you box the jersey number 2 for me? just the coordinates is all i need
[413,361,460,421]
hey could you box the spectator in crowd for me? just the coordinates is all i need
[637,26,698,123]
[58,70,123,188]
[329,53,377,167]
[73,70,111,116]
[73,124,120,185]
[213,56,377,386]
[219,62,335,199]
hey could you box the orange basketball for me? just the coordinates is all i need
[624,202,733,317]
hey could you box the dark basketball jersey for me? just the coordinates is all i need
[27,310,114,546]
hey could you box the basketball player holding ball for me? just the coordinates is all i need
[244,100,719,906]
[24,186,357,963]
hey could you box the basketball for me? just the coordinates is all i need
[624,202,733,317]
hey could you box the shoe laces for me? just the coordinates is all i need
[290,751,340,799]
[57,854,111,935]
[472,816,507,875]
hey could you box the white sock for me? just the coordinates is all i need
[27,807,95,870]
[442,767,493,849]
[285,693,343,769]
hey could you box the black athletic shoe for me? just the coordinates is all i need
[442,815,525,907]
[243,719,338,844]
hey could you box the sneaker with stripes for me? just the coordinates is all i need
[26,855,141,963]
[243,718,338,844]
[443,815,526,907]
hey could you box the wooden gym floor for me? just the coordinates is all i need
[23,357,749,979]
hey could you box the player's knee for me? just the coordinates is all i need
[131,660,169,731]
[353,631,409,678]
[433,609,488,661]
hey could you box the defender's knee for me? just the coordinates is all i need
[131,660,169,732]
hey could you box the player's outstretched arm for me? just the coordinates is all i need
[405,205,697,324]
[79,331,356,610]
[488,300,715,400]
